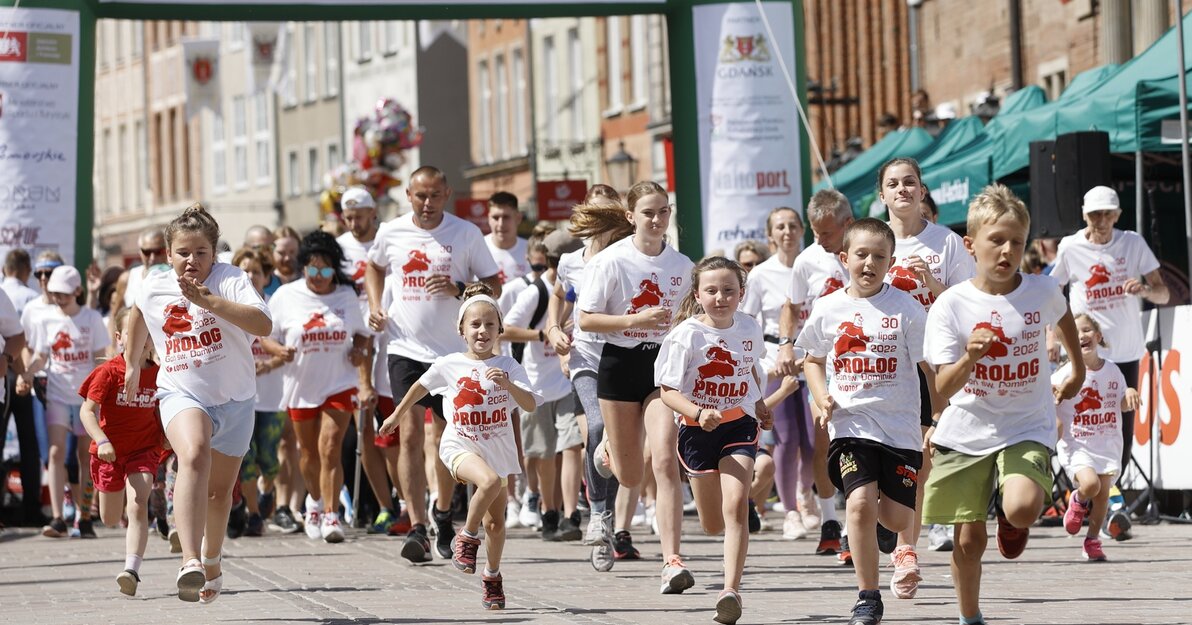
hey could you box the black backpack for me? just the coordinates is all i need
[511,275,549,364]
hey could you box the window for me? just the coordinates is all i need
[132,21,143,58]
[120,124,132,211]
[287,150,301,197]
[630,15,647,106]
[512,48,527,155]
[328,143,340,168]
[1038,58,1068,102]
[211,111,227,193]
[478,60,492,163]
[569,28,583,141]
[325,23,340,97]
[228,22,245,51]
[283,25,298,106]
[232,95,248,187]
[382,21,399,55]
[135,120,145,206]
[98,22,109,69]
[254,93,271,185]
[308,147,321,194]
[114,21,124,65]
[543,36,557,146]
[102,129,113,212]
[304,23,318,102]
[605,17,623,113]
[495,53,509,159]
[357,21,373,61]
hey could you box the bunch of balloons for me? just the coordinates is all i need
[320,98,424,215]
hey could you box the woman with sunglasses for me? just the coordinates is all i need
[267,230,371,543]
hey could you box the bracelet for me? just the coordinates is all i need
[695,408,705,422]
[537,330,546,342]
[96,439,110,447]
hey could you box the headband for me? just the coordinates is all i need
[457,294,502,327]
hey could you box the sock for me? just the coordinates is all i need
[305,494,322,513]
[960,611,984,625]
[483,567,500,578]
[819,497,838,523]
[462,527,479,539]
[125,554,143,573]
[614,527,627,534]
[590,499,607,515]
[1072,492,1086,505]
[859,589,880,600]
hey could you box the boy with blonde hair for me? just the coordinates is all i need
[923,185,1085,625]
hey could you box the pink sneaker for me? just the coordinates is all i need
[889,545,922,599]
[1083,537,1107,562]
[1063,493,1090,535]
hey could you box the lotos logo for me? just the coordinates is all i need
[350,260,367,283]
[627,274,665,314]
[453,370,488,411]
[402,248,432,274]
[1074,383,1104,415]
[820,275,845,298]
[888,265,920,292]
[1085,263,1112,288]
[973,311,1015,359]
[303,312,328,331]
[51,331,73,354]
[697,340,739,381]
[833,313,871,358]
[162,303,193,338]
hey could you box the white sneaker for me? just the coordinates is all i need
[505,498,522,529]
[583,516,605,545]
[782,510,807,540]
[927,523,954,551]
[631,500,646,527]
[646,503,658,536]
[304,510,322,540]
[799,489,821,530]
[518,491,541,529]
[321,512,345,543]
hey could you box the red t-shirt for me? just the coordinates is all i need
[78,355,163,456]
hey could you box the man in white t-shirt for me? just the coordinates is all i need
[0,288,33,522]
[2,250,40,315]
[485,191,529,295]
[1048,185,1168,474]
[115,228,168,311]
[366,166,502,563]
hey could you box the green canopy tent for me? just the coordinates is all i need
[811,127,933,216]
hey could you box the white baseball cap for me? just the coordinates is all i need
[46,265,81,294]
[341,187,376,211]
[1082,185,1120,214]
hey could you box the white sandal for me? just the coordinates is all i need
[198,552,223,604]
[176,558,205,602]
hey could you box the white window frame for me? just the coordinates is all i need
[495,52,509,160]
[629,15,648,110]
[232,95,249,189]
[543,36,558,146]
[304,23,319,103]
[569,28,584,142]
[357,21,373,62]
[604,17,623,116]
[287,150,301,198]
[382,21,399,55]
[131,20,143,58]
[327,141,341,170]
[283,25,298,107]
[120,124,132,211]
[307,145,321,194]
[101,128,113,212]
[254,93,271,186]
[1038,58,1069,102]
[325,23,340,98]
[228,22,245,51]
[211,110,227,194]
[478,59,492,163]
[512,47,527,156]
[135,120,146,206]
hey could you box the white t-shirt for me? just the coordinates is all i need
[789,244,847,335]
[796,285,926,451]
[1,276,39,316]
[20,297,54,380]
[925,274,1068,455]
[506,274,571,402]
[28,307,110,407]
[1053,359,1126,474]
[486,235,530,313]
[269,281,367,409]
[368,212,500,362]
[0,290,19,403]
[577,237,694,349]
[251,336,285,412]
[421,353,542,478]
[742,255,793,371]
[123,265,148,309]
[338,231,391,398]
[1050,229,1160,362]
[885,220,975,312]
[655,312,766,424]
[556,247,603,377]
[137,263,270,407]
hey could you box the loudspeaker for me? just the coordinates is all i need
[1029,131,1111,239]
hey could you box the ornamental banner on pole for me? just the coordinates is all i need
[0,7,79,265]
[694,2,803,256]
[182,38,220,120]
[246,21,284,94]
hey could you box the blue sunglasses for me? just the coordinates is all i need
[304,266,335,279]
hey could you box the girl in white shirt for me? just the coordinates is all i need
[380,283,541,610]
[124,204,272,604]
[577,181,696,595]
[656,257,772,625]
[1055,314,1138,562]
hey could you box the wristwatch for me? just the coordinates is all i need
[777,336,793,347]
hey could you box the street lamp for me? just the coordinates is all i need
[605,140,637,192]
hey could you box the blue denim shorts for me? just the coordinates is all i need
[159,392,255,457]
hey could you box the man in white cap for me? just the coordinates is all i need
[1048,185,1168,494]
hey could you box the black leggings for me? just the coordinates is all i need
[1114,359,1139,473]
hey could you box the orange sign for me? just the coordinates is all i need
[536,180,586,221]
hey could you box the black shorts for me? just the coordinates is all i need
[597,342,661,403]
[828,437,923,509]
[678,416,760,477]
[388,354,445,420]
[917,366,933,428]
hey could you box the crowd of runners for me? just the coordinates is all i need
[0,159,1167,625]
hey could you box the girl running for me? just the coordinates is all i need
[577,180,696,594]
[78,309,162,595]
[1056,313,1138,561]
[379,283,542,610]
[124,204,272,603]
[268,231,371,543]
[656,257,773,624]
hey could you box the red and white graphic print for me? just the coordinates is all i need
[453,369,488,411]
[50,330,73,355]
[973,311,1015,360]
[627,273,666,314]
[1085,263,1111,288]
[819,275,845,299]
[887,264,920,293]
[162,303,193,338]
[402,247,432,274]
[833,313,871,358]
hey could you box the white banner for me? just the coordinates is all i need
[182,38,221,120]
[246,22,283,94]
[694,2,803,256]
[1127,307,1192,490]
[0,8,79,265]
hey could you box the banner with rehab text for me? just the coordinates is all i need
[0,8,79,265]
[694,2,802,256]
[1126,307,1192,490]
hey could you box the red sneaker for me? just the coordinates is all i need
[996,513,1030,559]
[452,531,482,574]
[481,572,505,610]
[1082,536,1107,562]
[1063,493,1090,535]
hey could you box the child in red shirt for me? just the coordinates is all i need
[79,309,163,597]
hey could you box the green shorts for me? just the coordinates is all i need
[922,440,1052,525]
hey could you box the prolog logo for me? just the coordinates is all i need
[303,312,327,331]
[820,275,845,299]
[888,264,920,292]
[833,313,871,358]
[350,260,367,283]
[50,330,73,355]
[627,273,665,314]
[453,369,488,411]
[1074,382,1104,415]
[719,34,771,64]
[162,303,193,338]
[973,311,1014,359]
[402,248,432,274]
[1086,263,1112,288]
[697,340,739,381]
